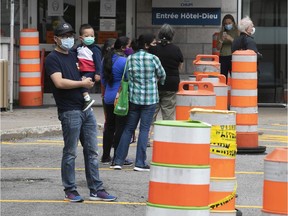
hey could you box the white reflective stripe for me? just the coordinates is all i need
[20,59,40,64]
[262,212,285,216]
[20,32,39,37]
[210,211,236,216]
[230,106,258,114]
[232,72,257,79]
[232,55,257,62]
[19,86,41,92]
[194,65,220,72]
[210,153,234,159]
[20,31,39,37]
[201,77,219,83]
[188,76,196,81]
[236,125,258,132]
[150,165,210,185]
[20,46,40,51]
[264,161,288,182]
[176,95,216,106]
[146,206,210,216]
[210,178,236,192]
[154,125,211,144]
[190,113,236,125]
[20,72,41,77]
[214,87,228,96]
[231,89,257,96]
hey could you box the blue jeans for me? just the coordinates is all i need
[58,108,103,192]
[114,102,156,167]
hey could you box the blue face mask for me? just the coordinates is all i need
[60,37,74,51]
[225,24,233,31]
[83,36,95,46]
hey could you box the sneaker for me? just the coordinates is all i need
[89,189,117,201]
[64,190,84,202]
[134,165,150,172]
[101,156,112,165]
[110,163,122,170]
[123,158,133,166]
[83,99,95,111]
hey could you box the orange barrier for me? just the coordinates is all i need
[230,50,265,153]
[262,148,288,216]
[193,54,220,75]
[212,32,220,56]
[19,28,42,107]
[176,81,216,120]
[196,74,228,110]
[147,120,211,216]
[190,108,237,215]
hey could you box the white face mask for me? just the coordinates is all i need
[251,27,256,35]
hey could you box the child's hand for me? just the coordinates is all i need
[95,74,101,82]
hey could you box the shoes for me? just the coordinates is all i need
[64,190,84,202]
[101,156,112,165]
[83,99,95,111]
[123,158,133,166]
[110,163,122,170]
[134,165,150,172]
[89,189,117,201]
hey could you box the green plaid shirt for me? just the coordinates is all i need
[126,50,166,105]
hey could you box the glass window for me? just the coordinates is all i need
[242,0,287,103]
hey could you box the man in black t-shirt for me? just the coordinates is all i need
[45,22,116,202]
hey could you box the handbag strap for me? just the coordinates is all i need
[121,60,128,81]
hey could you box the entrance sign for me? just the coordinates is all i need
[100,19,116,31]
[152,8,221,25]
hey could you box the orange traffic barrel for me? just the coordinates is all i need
[193,54,220,75]
[196,74,228,110]
[176,81,216,120]
[19,28,42,107]
[212,32,220,56]
[231,50,265,153]
[152,120,211,166]
[190,108,237,178]
[147,120,211,216]
[209,178,237,215]
[262,148,288,216]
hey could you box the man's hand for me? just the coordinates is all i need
[95,74,101,82]
[82,77,95,89]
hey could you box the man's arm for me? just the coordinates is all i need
[50,72,95,89]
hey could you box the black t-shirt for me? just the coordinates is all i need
[150,43,183,91]
[45,50,84,113]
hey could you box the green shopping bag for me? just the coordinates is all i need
[114,63,129,116]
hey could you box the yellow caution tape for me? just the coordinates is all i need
[210,148,237,157]
[209,181,238,209]
[210,142,237,150]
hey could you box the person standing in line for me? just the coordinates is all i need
[76,24,101,111]
[216,14,239,80]
[232,16,263,60]
[100,36,133,166]
[149,23,184,121]
[112,33,166,171]
[45,22,116,202]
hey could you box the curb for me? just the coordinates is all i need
[1,123,104,141]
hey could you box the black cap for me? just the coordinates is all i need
[54,22,75,36]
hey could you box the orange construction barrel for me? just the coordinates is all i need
[193,54,220,76]
[196,74,228,110]
[262,148,288,216]
[176,81,216,120]
[231,50,265,153]
[19,28,42,107]
[146,120,211,216]
[212,32,220,56]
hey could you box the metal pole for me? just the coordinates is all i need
[9,0,14,111]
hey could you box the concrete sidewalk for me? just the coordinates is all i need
[1,105,287,141]
[0,105,106,141]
